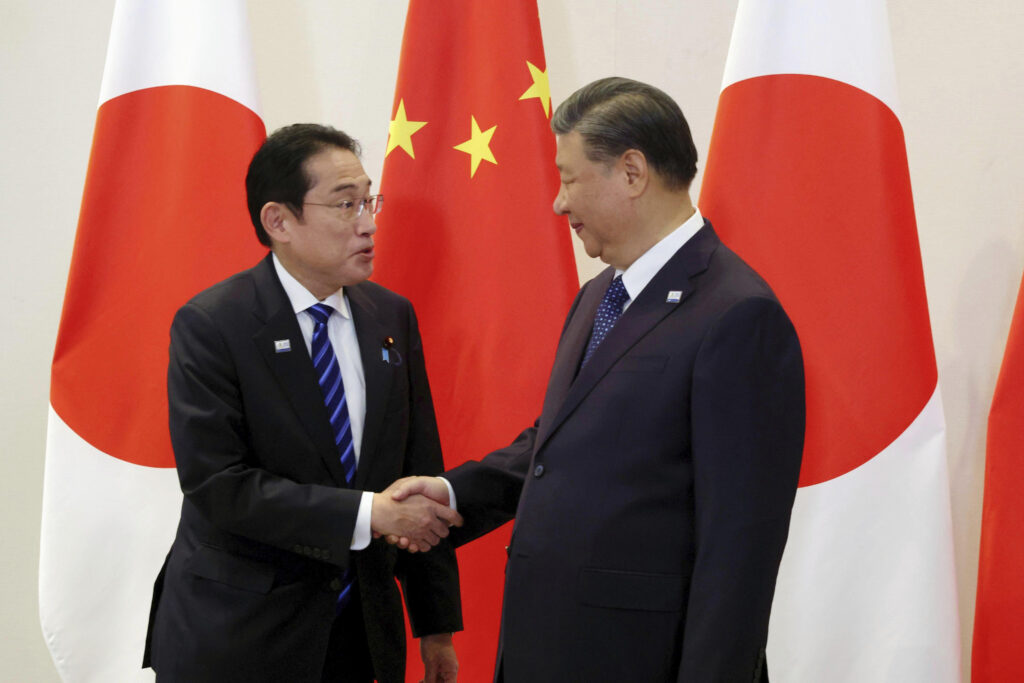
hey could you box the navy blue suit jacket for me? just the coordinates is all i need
[447,221,804,682]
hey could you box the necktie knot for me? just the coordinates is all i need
[604,276,629,308]
[307,303,334,327]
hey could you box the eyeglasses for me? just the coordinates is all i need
[303,194,383,221]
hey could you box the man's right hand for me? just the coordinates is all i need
[370,488,462,553]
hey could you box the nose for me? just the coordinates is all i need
[553,185,568,215]
[357,208,377,235]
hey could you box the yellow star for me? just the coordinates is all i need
[519,61,551,117]
[386,99,427,159]
[453,116,497,177]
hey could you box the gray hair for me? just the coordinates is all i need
[551,77,697,190]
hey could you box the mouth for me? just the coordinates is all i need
[356,243,375,259]
[569,221,583,234]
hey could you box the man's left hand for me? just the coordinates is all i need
[420,632,458,683]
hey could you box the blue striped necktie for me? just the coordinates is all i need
[306,303,356,610]
[581,276,630,367]
[306,303,357,486]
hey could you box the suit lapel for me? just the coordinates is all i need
[533,268,611,448]
[536,222,720,453]
[250,256,352,486]
[345,284,392,490]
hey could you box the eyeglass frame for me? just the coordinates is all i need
[302,194,383,220]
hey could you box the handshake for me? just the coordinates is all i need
[370,476,459,553]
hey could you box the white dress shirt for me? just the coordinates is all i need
[619,206,704,308]
[272,254,373,550]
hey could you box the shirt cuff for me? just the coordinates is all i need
[350,491,374,550]
[439,476,457,512]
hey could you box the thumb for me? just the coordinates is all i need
[390,478,424,501]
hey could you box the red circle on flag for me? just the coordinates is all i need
[51,86,266,468]
[700,74,937,487]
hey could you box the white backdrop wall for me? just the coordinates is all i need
[2,1,1020,680]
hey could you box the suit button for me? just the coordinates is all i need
[293,544,303,554]
[303,546,312,556]
[322,549,331,561]
[313,548,322,559]
[329,578,342,591]
[533,464,545,478]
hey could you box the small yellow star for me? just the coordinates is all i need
[453,116,497,177]
[519,61,551,118]
[386,99,427,159]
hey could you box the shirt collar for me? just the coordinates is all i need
[271,252,350,319]
[619,207,704,301]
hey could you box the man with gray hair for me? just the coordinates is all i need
[390,78,805,682]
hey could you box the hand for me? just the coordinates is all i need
[370,489,462,553]
[388,475,451,505]
[420,632,458,683]
[379,477,454,551]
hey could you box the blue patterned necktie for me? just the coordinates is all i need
[581,276,630,368]
[306,303,356,610]
[306,303,357,486]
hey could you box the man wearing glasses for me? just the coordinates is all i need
[144,124,462,683]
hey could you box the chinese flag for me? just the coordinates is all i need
[373,1,578,679]
[700,1,959,680]
[40,1,265,679]
[973,271,1024,682]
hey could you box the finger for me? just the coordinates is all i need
[434,505,463,528]
[413,530,442,549]
[427,517,450,540]
[389,479,423,502]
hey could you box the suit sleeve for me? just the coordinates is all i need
[168,301,361,569]
[393,303,464,637]
[443,421,538,547]
[442,282,589,547]
[679,296,805,682]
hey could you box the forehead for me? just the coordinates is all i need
[304,146,371,196]
[555,131,585,165]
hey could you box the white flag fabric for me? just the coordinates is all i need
[40,1,265,679]
[700,2,961,681]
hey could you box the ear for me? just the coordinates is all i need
[620,149,649,198]
[260,202,293,245]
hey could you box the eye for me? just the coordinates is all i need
[337,200,355,209]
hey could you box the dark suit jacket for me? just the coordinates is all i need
[446,221,804,682]
[144,254,461,683]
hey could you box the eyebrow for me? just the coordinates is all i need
[329,179,373,194]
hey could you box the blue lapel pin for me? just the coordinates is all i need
[666,290,683,303]
[274,339,292,353]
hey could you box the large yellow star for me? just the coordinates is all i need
[453,116,497,177]
[519,61,551,117]
[386,99,427,159]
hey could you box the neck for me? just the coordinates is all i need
[616,190,696,270]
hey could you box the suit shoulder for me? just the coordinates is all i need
[707,241,781,303]
[350,280,414,310]
[182,262,263,312]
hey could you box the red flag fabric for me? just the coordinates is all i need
[39,1,265,679]
[373,1,578,678]
[700,1,959,680]
[973,271,1024,682]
